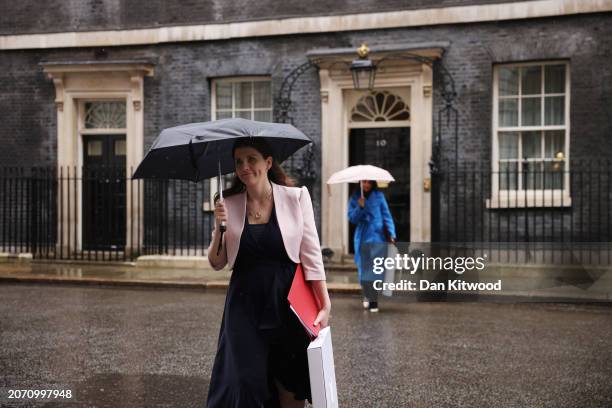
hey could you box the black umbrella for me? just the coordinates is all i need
[132,118,312,181]
[132,118,313,255]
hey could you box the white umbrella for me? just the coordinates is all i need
[327,165,395,198]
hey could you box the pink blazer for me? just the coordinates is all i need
[208,182,326,281]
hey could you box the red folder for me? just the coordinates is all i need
[288,264,320,339]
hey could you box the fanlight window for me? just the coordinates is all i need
[85,101,126,129]
[351,91,410,122]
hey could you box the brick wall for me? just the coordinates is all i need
[1,12,611,235]
[0,0,529,35]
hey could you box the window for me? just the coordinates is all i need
[491,62,570,207]
[350,91,410,122]
[212,78,272,122]
[84,101,126,129]
[205,78,273,211]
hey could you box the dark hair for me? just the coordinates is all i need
[365,180,378,190]
[352,179,378,197]
[214,137,295,201]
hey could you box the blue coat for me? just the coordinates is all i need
[348,190,397,281]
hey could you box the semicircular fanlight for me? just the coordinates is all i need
[85,101,126,129]
[350,91,410,122]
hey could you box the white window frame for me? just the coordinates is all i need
[489,61,571,208]
[211,76,273,121]
[204,77,273,211]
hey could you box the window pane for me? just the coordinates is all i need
[544,130,565,159]
[215,79,271,120]
[499,132,518,159]
[544,96,564,125]
[522,131,541,159]
[521,97,541,126]
[499,99,518,127]
[84,101,126,129]
[544,162,564,190]
[545,65,565,93]
[521,66,541,95]
[235,82,252,109]
[523,162,543,190]
[499,162,518,190]
[499,67,518,96]
[114,139,126,156]
[253,81,272,108]
[87,140,103,156]
[254,110,272,122]
[235,110,252,120]
[215,83,233,110]
[216,111,232,119]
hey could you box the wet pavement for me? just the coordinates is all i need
[1,260,611,301]
[1,283,611,407]
[0,261,360,293]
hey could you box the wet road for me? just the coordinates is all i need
[1,283,611,407]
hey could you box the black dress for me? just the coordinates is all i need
[207,206,311,407]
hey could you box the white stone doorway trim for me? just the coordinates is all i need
[43,62,154,255]
[317,58,435,258]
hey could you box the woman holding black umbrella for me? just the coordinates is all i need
[206,137,331,408]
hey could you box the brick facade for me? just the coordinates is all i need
[0,0,530,35]
[1,8,611,247]
[2,14,610,164]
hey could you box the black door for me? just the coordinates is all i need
[349,127,410,253]
[83,135,126,250]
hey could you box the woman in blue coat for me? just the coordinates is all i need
[348,180,396,312]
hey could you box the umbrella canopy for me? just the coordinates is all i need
[326,165,395,184]
[132,118,312,181]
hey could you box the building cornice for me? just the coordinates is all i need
[1,0,611,51]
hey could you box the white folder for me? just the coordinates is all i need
[307,326,339,408]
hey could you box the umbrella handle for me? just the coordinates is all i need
[216,160,226,256]
[216,223,226,255]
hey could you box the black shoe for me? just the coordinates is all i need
[368,302,379,313]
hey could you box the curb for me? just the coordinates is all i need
[0,275,363,294]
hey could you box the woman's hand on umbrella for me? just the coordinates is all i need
[214,199,228,227]
[358,197,365,208]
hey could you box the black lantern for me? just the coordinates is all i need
[350,43,376,90]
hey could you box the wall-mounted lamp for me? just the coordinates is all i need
[350,43,377,90]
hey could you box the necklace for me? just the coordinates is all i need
[248,187,273,219]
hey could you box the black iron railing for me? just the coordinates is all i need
[0,166,214,261]
[0,163,318,262]
[431,160,612,264]
[1,161,610,263]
